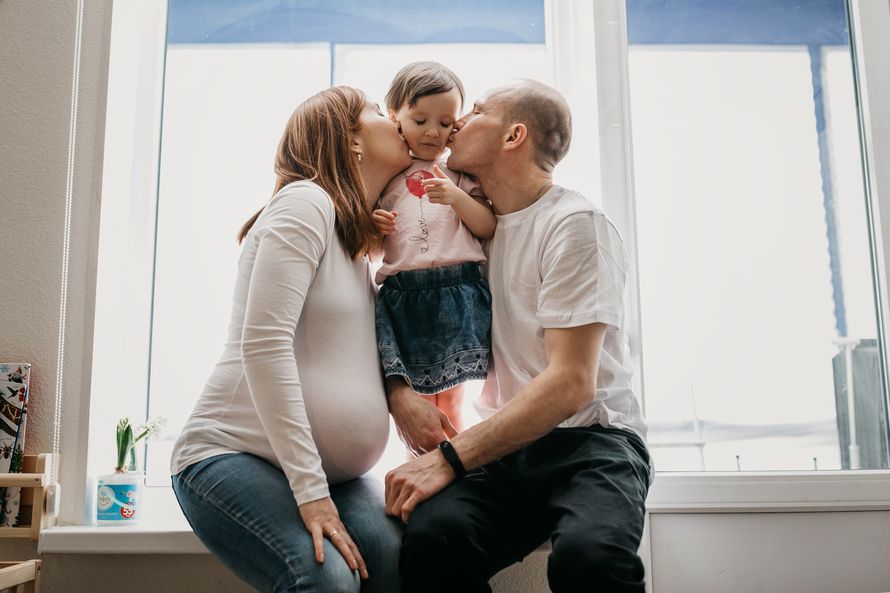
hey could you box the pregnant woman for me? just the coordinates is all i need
[170,86,412,593]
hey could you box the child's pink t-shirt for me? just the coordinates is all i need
[376,157,487,285]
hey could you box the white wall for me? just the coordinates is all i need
[1,2,890,593]
[650,512,890,593]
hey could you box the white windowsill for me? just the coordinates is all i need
[39,487,206,554]
[38,471,890,554]
[646,470,890,513]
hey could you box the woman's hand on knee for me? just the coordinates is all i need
[298,496,369,580]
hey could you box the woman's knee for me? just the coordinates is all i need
[275,555,361,593]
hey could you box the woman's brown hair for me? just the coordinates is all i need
[237,86,378,259]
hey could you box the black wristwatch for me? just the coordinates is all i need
[437,440,467,478]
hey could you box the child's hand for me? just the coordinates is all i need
[373,209,398,235]
[423,165,467,207]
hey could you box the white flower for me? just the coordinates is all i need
[135,415,168,442]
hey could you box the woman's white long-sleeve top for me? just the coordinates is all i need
[171,181,389,505]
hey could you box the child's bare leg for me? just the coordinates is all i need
[435,385,465,433]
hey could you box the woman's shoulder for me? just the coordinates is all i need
[261,180,336,229]
[274,180,335,212]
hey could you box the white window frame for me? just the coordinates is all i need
[69,0,890,528]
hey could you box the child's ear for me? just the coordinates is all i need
[389,111,403,134]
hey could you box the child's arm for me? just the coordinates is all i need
[422,165,496,239]
[369,209,397,262]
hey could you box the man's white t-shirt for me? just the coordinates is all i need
[477,185,647,440]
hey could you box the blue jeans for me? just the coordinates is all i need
[172,453,402,593]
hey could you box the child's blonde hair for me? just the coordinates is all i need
[385,61,465,113]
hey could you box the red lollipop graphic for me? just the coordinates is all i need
[405,170,434,198]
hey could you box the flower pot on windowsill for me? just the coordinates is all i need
[95,416,165,526]
[96,470,144,525]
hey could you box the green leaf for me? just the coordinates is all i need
[116,420,134,472]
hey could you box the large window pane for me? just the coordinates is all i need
[146,1,547,484]
[627,0,888,471]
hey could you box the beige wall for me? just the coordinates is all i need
[0,0,111,527]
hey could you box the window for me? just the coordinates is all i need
[94,0,553,486]
[626,0,889,471]
[89,0,890,506]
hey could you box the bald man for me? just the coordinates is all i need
[384,81,650,593]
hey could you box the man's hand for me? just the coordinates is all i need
[372,209,397,235]
[385,449,455,522]
[388,380,457,456]
[423,165,470,207]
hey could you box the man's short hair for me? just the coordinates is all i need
[494,81,572,172]
[385,61,465,112]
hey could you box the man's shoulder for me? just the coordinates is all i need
[538,185,607,225]
[538,186,625,248]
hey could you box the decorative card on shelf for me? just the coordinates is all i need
[0,363,31,527]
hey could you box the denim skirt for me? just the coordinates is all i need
[376,262,491,394]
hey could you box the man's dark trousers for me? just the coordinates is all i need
[400,425,651,593]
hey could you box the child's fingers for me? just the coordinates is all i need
[431,164,447,179]
[373,209,397,222]
[423,178,454,194]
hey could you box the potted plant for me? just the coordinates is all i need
[96,416,166,525]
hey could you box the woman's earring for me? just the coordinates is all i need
[357,152,363,162]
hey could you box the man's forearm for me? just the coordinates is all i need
[450,364,594,470]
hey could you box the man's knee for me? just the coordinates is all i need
[402,502,466,557]
[548,535,644,592]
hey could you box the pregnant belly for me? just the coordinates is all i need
[304,387,391,484]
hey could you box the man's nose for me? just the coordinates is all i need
[453,116,467,132]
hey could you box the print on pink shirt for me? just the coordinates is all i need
[405,169,434,254]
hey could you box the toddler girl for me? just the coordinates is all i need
[374,61,496,434]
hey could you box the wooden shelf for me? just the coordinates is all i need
[0,560,41,592]
[0,454,56,541]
